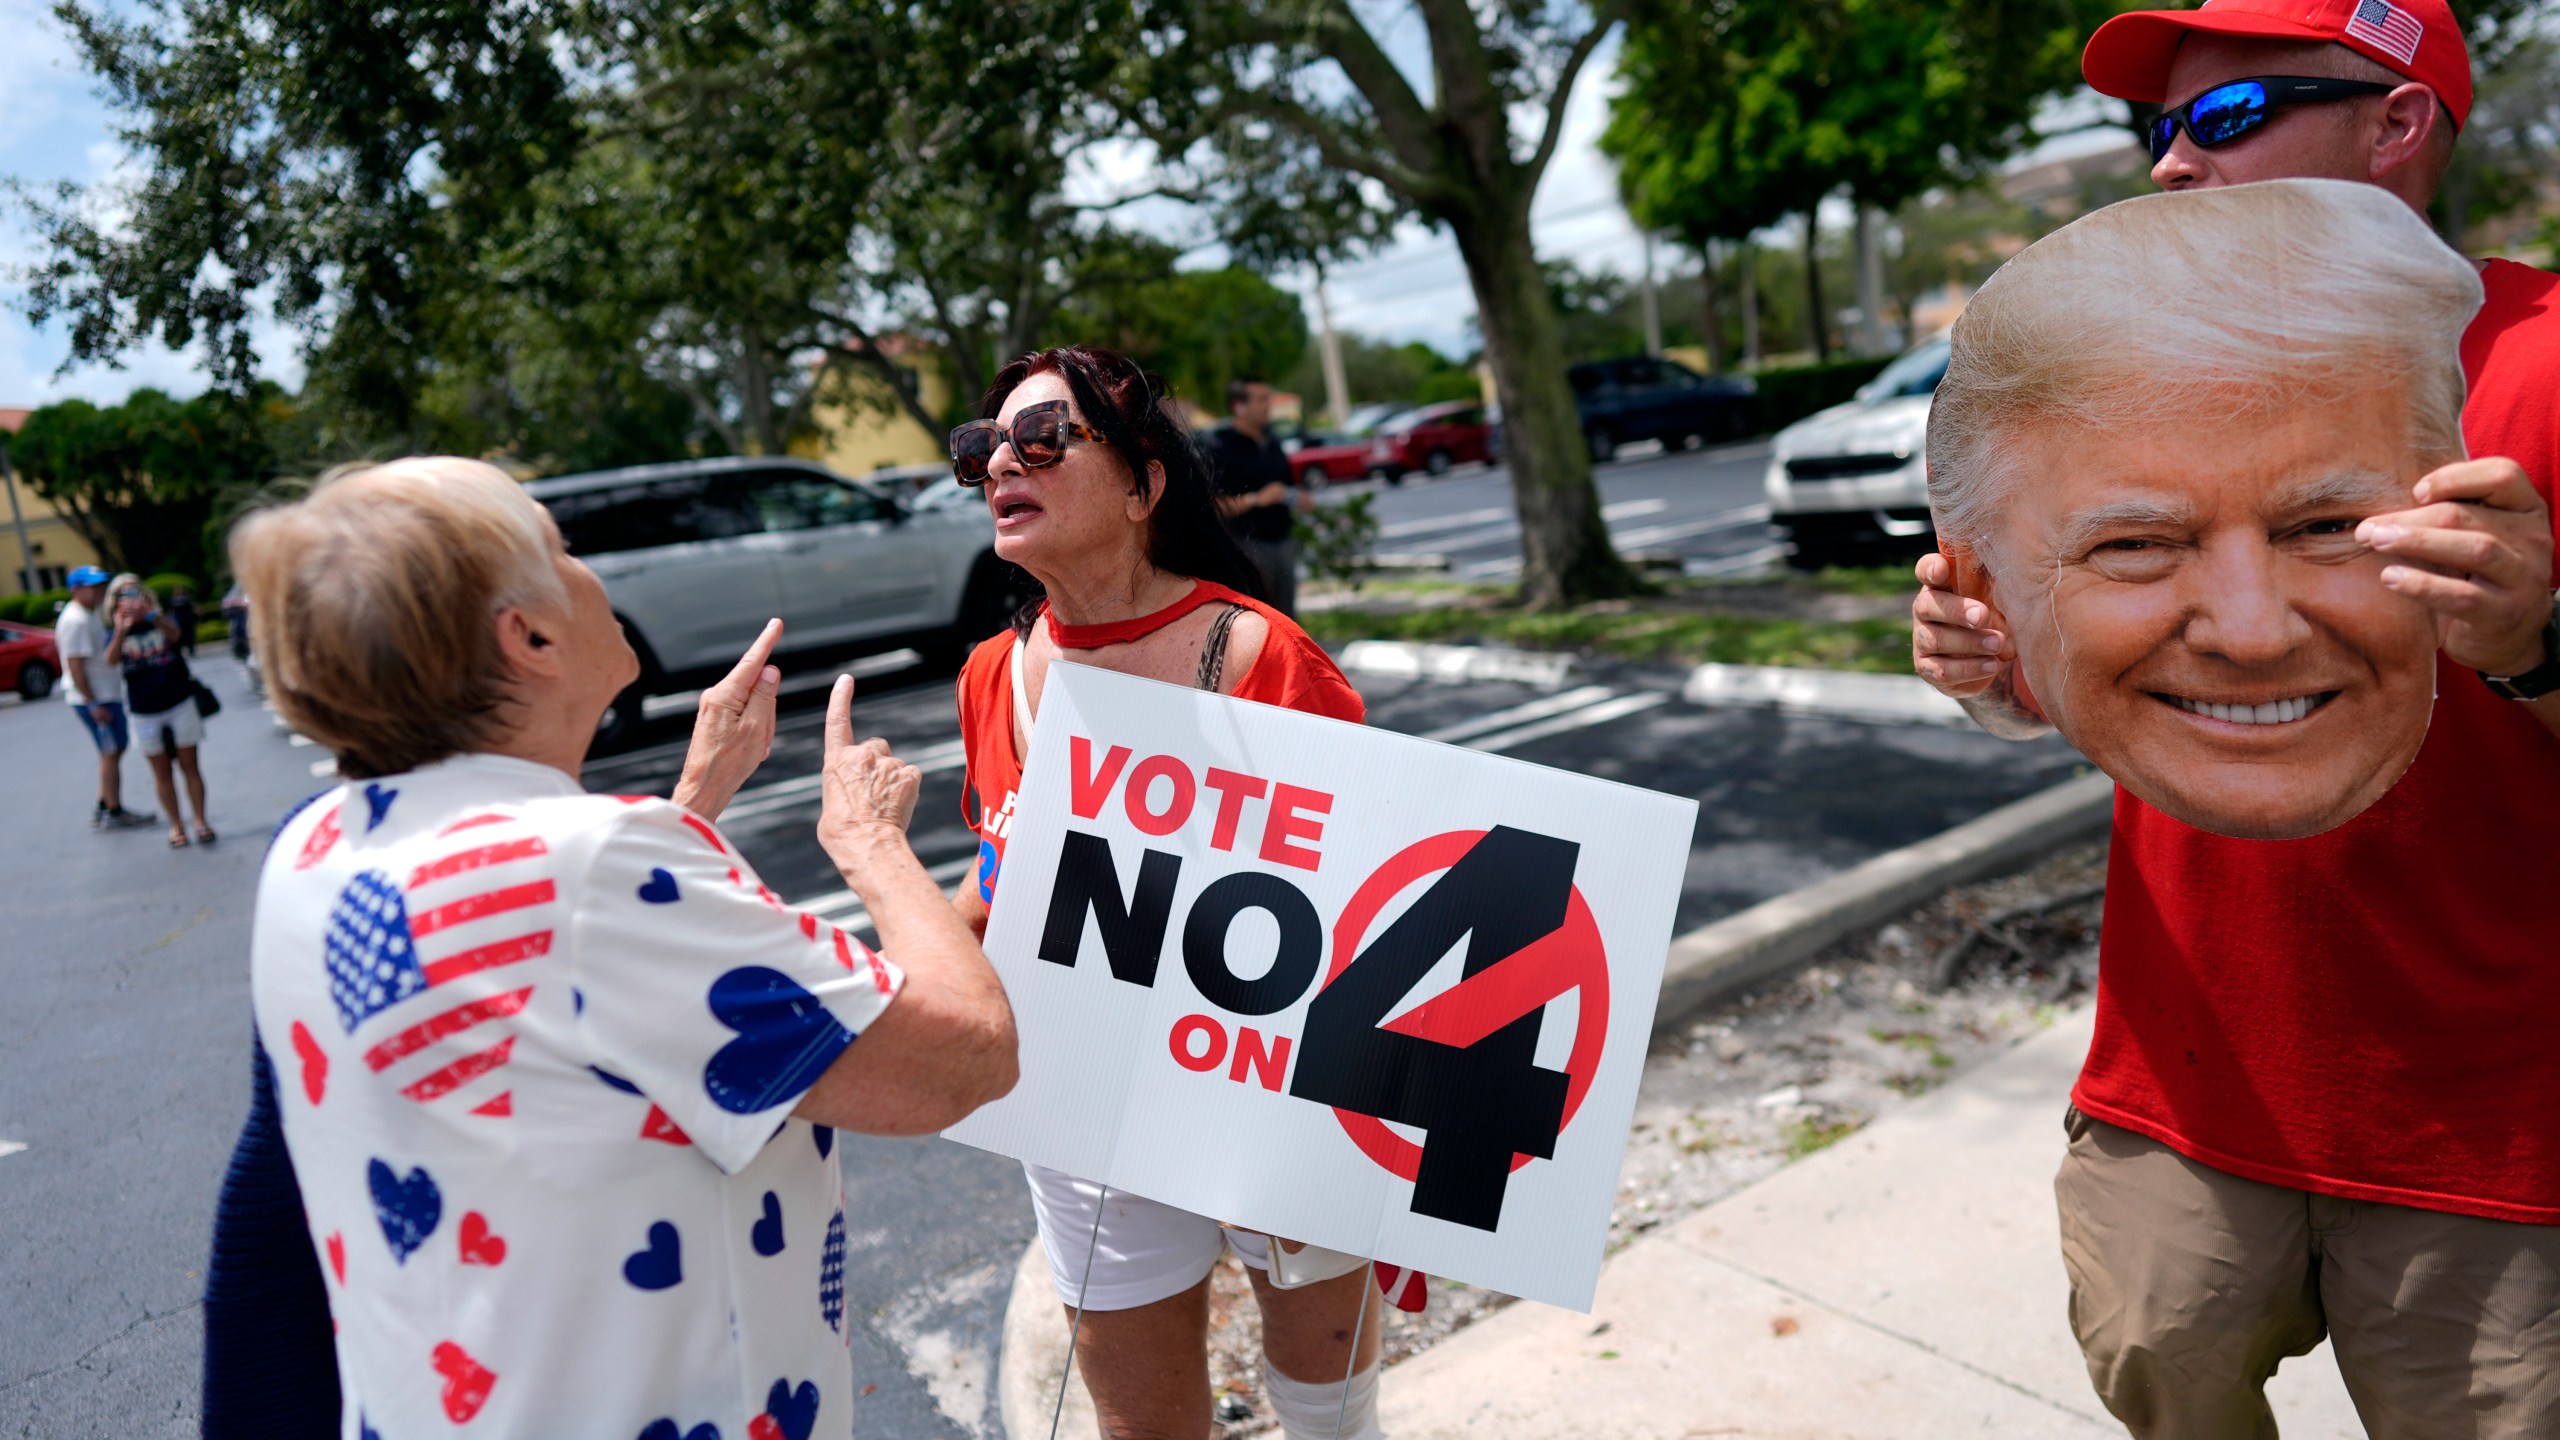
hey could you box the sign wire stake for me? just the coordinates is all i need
[1331,1269,1370,1440]
[1049,1182,1110,1440]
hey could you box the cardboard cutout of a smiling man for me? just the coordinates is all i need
[1928,178,2483,840]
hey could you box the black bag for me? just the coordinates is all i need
[193,677,223,719]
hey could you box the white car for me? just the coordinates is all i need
[1763,338,1949,570]
[526,457,1030,746]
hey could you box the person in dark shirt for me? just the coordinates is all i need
[1207,377,1312,615]
[107,578,215,846]
[168,585,200,655]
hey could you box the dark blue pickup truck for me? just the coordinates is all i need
[1569,355,1758,462]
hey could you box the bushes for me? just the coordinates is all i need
[0,590,70,624]
[145,571,201,599]
[1751,356,1895,433]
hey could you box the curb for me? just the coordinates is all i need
[1652,769,2115,1035]
[1680,662,1972,728]
[993,768,2116,1435]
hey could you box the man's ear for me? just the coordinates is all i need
[1940,543,2000,610]
[2368,82,2441,183]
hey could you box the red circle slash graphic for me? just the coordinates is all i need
[1324,830,1610,1181]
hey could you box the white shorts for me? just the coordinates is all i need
[133,703,203,757]
[1025,1162,1285,1312]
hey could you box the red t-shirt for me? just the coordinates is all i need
[2075,259,2560,1223]
[956,582,1366,905]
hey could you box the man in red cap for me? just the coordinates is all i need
[1909,1,2560,1434]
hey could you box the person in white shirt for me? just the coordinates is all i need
[54,563,153,829]
[229,456,1017,1438]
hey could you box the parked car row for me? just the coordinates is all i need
[524,457,1033,748]
[1762,337,1951,569]
[0,621,59,700]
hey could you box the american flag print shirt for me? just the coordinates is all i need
[251,752,903,1439]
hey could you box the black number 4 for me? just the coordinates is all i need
[1289,827,1578,1231]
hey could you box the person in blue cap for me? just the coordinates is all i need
[55,564,155,830]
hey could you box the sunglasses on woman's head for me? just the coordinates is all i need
[949,400,1104,486]
[2146,76,2396,163]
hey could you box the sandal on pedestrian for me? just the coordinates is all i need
[195,825,218,845]
[168,829,191,849]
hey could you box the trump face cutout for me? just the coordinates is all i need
[1927,179,2481,839]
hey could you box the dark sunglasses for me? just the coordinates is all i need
[949,400,1104,486]
[2147,76,2395,163]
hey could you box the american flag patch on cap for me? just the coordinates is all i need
[2345,0,2424,66]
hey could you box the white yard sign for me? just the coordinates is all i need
[943,663,1697,1311]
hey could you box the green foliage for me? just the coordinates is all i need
[1046,237,1309,410]
[1285,336,1477,418]
[1752,356,1895,432]
[9,387,282,582]
[144,572,200,599]
[1294,492,1380,590]
[1783,1114,1865,1159]
[0,590,72,624]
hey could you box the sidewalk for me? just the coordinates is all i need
[1376,1004,2365,1439]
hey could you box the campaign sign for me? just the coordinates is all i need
[942,662,1698,1310]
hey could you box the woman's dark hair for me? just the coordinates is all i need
[979,345,1270,634]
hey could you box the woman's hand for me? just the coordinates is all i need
[817,675,922,868]
[671,619,784,821]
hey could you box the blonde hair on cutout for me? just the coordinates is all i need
[1926,178,2481,568]
[230,456,568,779]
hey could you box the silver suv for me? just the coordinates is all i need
[1763,338,1949,570]
[526,457,1024,745]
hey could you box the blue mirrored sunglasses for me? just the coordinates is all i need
[2147,76,2396,163]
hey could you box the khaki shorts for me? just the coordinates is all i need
[2055,1105,2560,1440]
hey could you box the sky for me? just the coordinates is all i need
[0,1,2126,409]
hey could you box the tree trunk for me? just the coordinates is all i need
[1696,239,1725,375]
[1801,212,1831,362]
[1453,205,1639,609]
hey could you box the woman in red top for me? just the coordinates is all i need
[947,346,1378,1440]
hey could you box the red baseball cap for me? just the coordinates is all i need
[2084,0,2472,129]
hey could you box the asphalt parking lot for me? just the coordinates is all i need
[0,448,2071,1440]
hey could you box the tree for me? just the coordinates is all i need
[1606,0,2107,360]
[1127,1,1640,608]
[11,387,279,581]
[1044,234,1311,408]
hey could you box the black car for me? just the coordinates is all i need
[1569,356,1758,462]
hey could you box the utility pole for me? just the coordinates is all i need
[1314,268,1351,430]
[1854,202,1890,356]
[1,437,35,596]
[1740,237,1762,367]
[1639,232,1663,357]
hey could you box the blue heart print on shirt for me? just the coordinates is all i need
[752,1191,785,1257]
[821,1209,846,1333]
[701,967,857,1115]
[368,1159,441,1264]
[624,1220,683,1290]
[637,867,681,904]
[762,1379,820,1440]
[362,782,398,830]
[326,870,425,1033]
[811,1124,834,1160]
[637,1423,720,1440]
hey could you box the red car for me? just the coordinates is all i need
[1283,430,1386,486]
[1363,402,1495,482]
[0,621,60,700]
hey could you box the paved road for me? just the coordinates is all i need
[0,445,2071,1440]
[1333,438,1784,580]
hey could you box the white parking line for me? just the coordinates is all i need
[1465,691,1670,753]
[310,758,339,778]
[1416,685,1617,744]
[792,856,980,929]
[1609,503,1772,550]
[1685,543,1790,578]
[1376,506,1512,540]
[642,648,922,720]
[715,736,970,822]
[0,1141,27,1160]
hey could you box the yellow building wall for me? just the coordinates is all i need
[0,468,103,595]
[793,356,953,477]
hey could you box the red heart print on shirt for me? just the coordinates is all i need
[290,1021,328,1105]
[325,1232,346,1284]
[458,1212,506,1266]
[640,1105,691,1146]
[431,1341,496,1423]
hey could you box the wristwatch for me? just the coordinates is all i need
[2480,591,2560,700]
